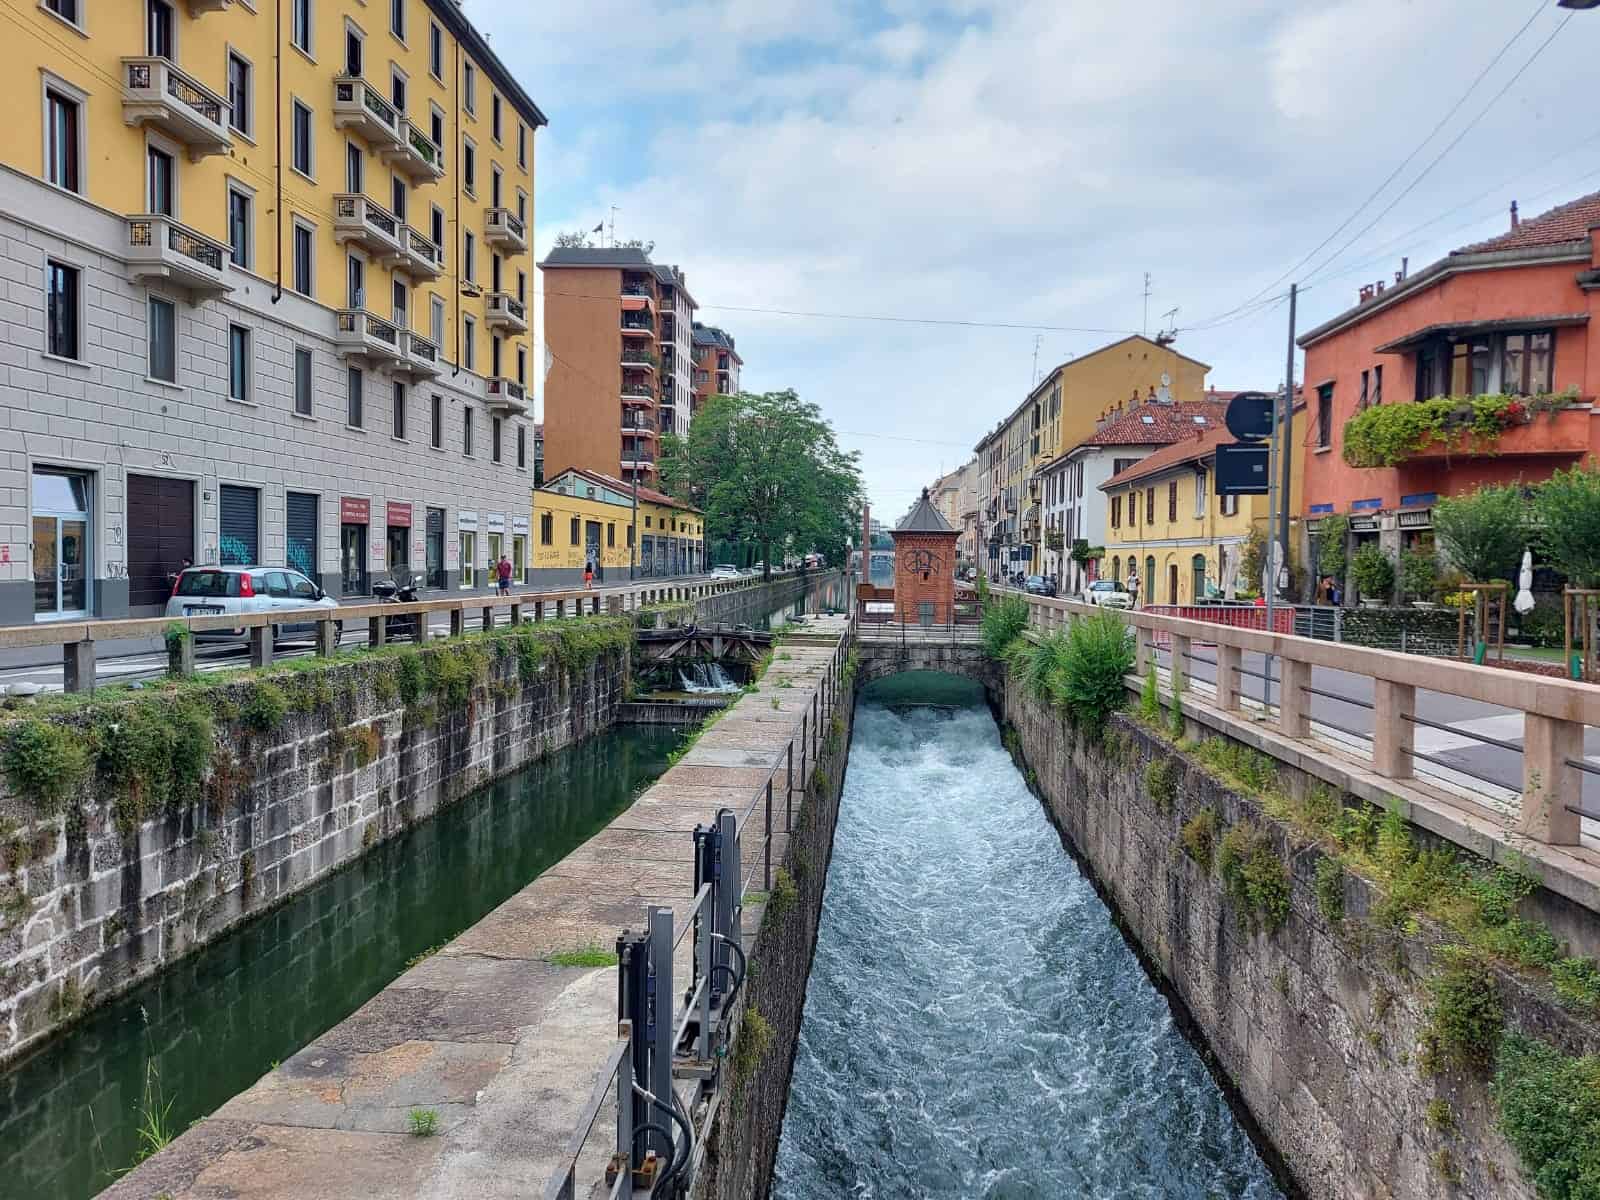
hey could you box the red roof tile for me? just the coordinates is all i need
[1097,426,1231,489]
[1454,190,1600,255]
[1072,401,1228,449]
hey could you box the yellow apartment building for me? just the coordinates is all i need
[534,468,704,586]
[0,0,545,622]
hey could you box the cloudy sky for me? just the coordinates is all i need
[472,0,1598,521]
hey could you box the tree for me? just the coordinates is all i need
[1535,461,1600,586]
[659,390,864,579]
[1434,484,1528,582]
[552,230,592,248]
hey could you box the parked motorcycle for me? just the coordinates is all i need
[371,570,423,642]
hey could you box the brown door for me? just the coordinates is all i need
[126,473,195,608]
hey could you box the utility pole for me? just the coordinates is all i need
[1263,282,1298,710]
[1143,272,1152,336]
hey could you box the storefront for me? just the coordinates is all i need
[340,496,370,596]
[426,507,446,589]
[486,513,505,580]
[458,510,478,589]
[386,501,412,581]
[31,466,92,620]
[512,516,529,584]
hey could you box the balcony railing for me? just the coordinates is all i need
[484,208,527,252]
[125,213,232,296]
[400,330,441,379]
[485,291,528,333]
[333,309,403,364]
[400,226,443,280]
[621,318,655,337]
[621,351,659,372]
[486,376,530,415]
[332,76,401,148]
[384,117,445,181]
[623,413,658,434]
[332,193,403,261]
[121,57,231,157]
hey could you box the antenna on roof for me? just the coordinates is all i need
[1030,334,1041,386]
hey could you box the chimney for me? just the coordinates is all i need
[1510,201,1520,230]
[1401,256,1409,280]
[1360,283,1376,303]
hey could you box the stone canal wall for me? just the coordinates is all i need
[697,571,821,627]
[0,620,631,1064]
[1004,687,1600,1200]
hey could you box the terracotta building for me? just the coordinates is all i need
[892,489,959,624]
[538,246,697,485]
[692,322,742,416]
[1296,190,1600,569]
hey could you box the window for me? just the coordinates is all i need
[147,296,176,382]
[294,347,312,415]
[1358,369,1368,410]
[44,0,79,26]
[518,122,527,168]
[345,141,363,192]
[228,324,250,401]
[390,0,404,40]
[491,253,501,294]
[227,186,251,268]
[462,405,473,454]
[347,365,363,427]
[346,253,364,308]
[391,176,406,223]
[463,61,475,113]
[430,393,442,448]
[430,108,444,151]
[540,512,553,544]
[1167,480,1178,522]
[391,278,407,327]
[1145,487,1154,524]
[607,523,616,547]
[491,94,502,141]
[569,516,579,545]
[292,220,314,295]
[227,53,252,136]
[517,424,526,469]
[1316,383,1333,448]
[517,345,526,385]
[490,165,502,209]
[492,415,502,462]
[430,204,444,253]
[147,0,173,58]
[1194,469,1207,518]
[463,231,475,280]
[1373,364,1383,406]
[1220,492,1238,517]
[46,260,79,360]
[462,316,475,370]
[430,294,444,346]
[429,21,443,78]
[1110,496,1121,528]
[291,0,312,54]
[147,145,174,215]
[1501,331,1554,396]
[391,69,406,114]
[516,191,527,225]
[490,334,502,379]
[345,27,362,76]
[462,138,475,193]
[391,380,406,438]
[291,100,313,175]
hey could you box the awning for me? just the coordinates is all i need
[1374,313,1588,354]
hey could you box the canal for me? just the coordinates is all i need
[775,673,1283,1199]
[0,724,680,1200]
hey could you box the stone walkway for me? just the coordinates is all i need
[105,616,850,1200]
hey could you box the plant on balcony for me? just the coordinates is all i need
[1350,543,1395,603]
[1433,484,1528,585]
[1533,459,1600,587]
[1341,390,1578,468]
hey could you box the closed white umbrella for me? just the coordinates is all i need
[1516,548,1535,615]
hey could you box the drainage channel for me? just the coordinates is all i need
[0,724,682,1200]
[776,674,1282,1198]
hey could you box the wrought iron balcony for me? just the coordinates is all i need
[486,376,529,416]
[333,309,404,365]
[121,58,231,158]
[399,226,443,281]
[398,330,441,380]
[621,383,655,407]
[621,317,655,338]
[332,193,403,262]
[331,76,401,148]
[125,214,231,296]
[383,117,445,182]
[484,208,527,253]
[485,291,528,334]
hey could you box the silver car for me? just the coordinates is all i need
[165,565,341,643]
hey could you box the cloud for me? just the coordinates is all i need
[489,0,1596,518]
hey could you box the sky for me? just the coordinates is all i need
[469,0,1600,523]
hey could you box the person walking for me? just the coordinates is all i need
[583,559,595,590]
[496,554,513,596]
[1127,570,1140,609]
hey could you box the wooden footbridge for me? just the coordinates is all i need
[634,623,775,666]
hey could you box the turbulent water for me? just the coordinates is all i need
[774,684,1282,1200]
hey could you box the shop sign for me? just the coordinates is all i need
[341,497,370,524]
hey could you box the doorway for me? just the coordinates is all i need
[1167,563,1178,606]
[127,473,194,609]
[31,467,91,619]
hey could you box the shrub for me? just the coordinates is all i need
[1181,807,1217,868]
[1421,948,1502,1073]
[1217,822,1290,931]
[1434,484,1529,585]
[1534,459,1600,587]
[1317,515,1350,580]
[1139,663,1161,722]
[240,682,289,733]
[397,654,426,704]
[1350,544,1395,603]
[1401,548,1439,602]
[1493,1034,1600,1199]
[1551,957,1600,1012]
[1054,611,1135,731]
[1144,757,1177,813]
[96,698,214,833]
[2,718,90,814]
[981,595,1029,659]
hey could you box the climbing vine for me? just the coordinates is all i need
[1341,391,1576,468]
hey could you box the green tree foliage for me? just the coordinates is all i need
[659,390,864,576]
[1433,484,1528,583]
[1534,460,1600,587]
[1350,544,1395,603]
[981,595,1029,658]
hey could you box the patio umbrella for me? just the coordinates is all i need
[1515,549,1535,615]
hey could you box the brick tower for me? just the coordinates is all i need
[892,488,959,625]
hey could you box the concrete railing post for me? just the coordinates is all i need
[556,599,566,619]
[1214,643,1241,711]
[369,614,387,647]
[316,618,339,657]
[1134,624,1151,673]
[1372,680,1416,779]
[534,600,544,623]
[168,628,196,676]
[607,595,624,616]
[1171,633,1191,683]
[1278,655,1310,737]
[249,623,274,669]
[481,605,493,631]
[63,639,95,694]
[511,602,522,624]
[449,608,465,637]
[1521,713,1582,845]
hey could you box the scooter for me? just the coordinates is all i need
[371,572,423,642]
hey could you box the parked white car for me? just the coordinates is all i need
[1082,580,1133,609]
[709,564,742,579]
[166,565,341,642]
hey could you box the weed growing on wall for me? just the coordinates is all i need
[1217,821,1290,932]
[1421,947,1503,1074]
[733,1005,774,1080]
[239,682,288,733]
[766,868,798,921]
[1144,757,1177,814]
[1140,664,1161,722]
[1167,660,1185,740]
[407,1109,439,1137]
[1492,1034,1600,1200]
[1314,856,1345,924]
[1,719,89,814]
[1181,807,1218,868]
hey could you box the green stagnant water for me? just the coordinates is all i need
[0,724,682,1200]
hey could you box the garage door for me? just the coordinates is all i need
[286,491,319,579]
[126,474,194,608]
[219,484,259,566]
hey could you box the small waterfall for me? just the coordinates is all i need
[677,662,740,694]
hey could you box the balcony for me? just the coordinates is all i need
[620,283,655,313]
[1395,405,1594,464]
[332,193,403,262]
[486,377,529,416]
[187,0,233,11]
[621,384,655,408]
[484,208,527,253]
[334,309,404,366]
[383,118,445,182]
[621,351,659,375]
[399,226,443,281]
[121,58,231,159]
[398,330,441,380]
[621,317,655,339]
[331,76,401,148]
[622,413,658,436]
[485,291,528,334]
[125,214,231,296]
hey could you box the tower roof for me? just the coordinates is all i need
[892,488,957,535]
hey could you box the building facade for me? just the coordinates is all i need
[891,489,958,625]
[533,467,703,586]
[539,246,697,488]
[2,0,543,625]
[1296,191,1600,576]
[691,322,741,416]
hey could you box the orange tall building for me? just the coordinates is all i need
[538,247,697,483]
[692,323,743,415]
